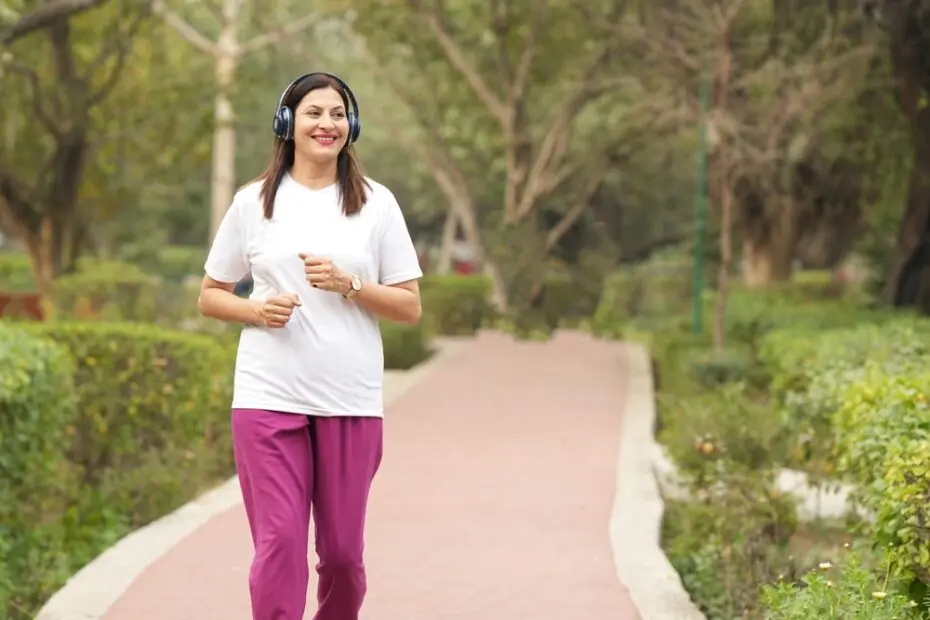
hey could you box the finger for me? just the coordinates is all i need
[301,254,327,266]
[283,292,302,306]
[267,306,292,317]
[265,299,294,314]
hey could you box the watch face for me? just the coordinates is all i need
[352,275,361,290]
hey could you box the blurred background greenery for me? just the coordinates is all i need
[3,0,930,618]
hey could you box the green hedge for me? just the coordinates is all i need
[1,321,235,619]
[0,326,76,615]
[50,258,162,322]
[0,252,36,293]
[420,274,494,335]
[381,321,431,369]
[633,278,927,617]
[760,317,930,592]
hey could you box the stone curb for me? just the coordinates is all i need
[35,338,470,620]
[610,343,705,620]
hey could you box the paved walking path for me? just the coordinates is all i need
[100,330,641,620]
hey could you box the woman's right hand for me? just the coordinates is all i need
[256,293,301,328]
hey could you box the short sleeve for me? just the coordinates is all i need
[204,196,249,283]
[378,192,423,286]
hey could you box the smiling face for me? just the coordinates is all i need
[292,86,350,163]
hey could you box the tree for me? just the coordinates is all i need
[0,0,145,297]
[618,0,872,287]
[332,0,662,309]
[152,0,320,240]
[863,0,930,311]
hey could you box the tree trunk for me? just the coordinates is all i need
[23,216,56,309]
[713,26,733,351]
[885,106,930,309]
[209,2,240,240]
[741,198,799,286]
[436,208,457,274]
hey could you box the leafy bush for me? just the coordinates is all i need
[663,482,800,619]
[0,325,76,616]
[639,285,923,618]
[381,321,432,369]
[761,547,921,619]
[420,274,494,335]
[51,258,161,322]
[590,260,691,337]
[751,316,930,603]
[4,321,236,618]
[0,252,36,293]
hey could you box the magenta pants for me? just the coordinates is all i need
[231,409,383,620]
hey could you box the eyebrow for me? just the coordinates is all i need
[303,104,345,112]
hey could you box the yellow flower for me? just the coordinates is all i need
[872,591,887,600]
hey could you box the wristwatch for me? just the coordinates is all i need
[344,274,362,299]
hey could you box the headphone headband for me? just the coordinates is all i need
[273,72,361,143]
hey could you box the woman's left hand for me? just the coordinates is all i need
[299,253,349,294]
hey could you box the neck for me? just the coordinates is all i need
[290,157,337,190]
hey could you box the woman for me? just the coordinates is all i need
[197,72,423,620]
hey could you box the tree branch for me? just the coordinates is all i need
[0,162,42,233]
[509,2,547,106]
[1,0,106,45]
[237,12,317,56]
[152,0,216,54]
[513,45,615,219]
[87,8,149,105]
[417,6,509,127]
[2,59,61,138]
[545,161,608,251]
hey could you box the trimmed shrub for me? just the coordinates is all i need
[0,324,76,616]
[50,259,161,322]
[3,321,236,619]
[0,252,36,293]
[420,274,494,335]
[381,321,431,370]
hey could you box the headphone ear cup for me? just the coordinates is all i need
[273,106,293,140]
[349,113,361,143]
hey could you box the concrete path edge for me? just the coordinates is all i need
[610,343,706,620]
[35,338,470,620]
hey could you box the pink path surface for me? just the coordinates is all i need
[103,331,641,619]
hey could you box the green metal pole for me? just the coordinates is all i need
[692,64,710,334]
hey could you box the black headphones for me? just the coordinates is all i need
[271,72,361,143]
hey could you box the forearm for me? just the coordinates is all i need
[198,287,262,325]
[352,282,421,325]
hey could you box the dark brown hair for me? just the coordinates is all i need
[253,73,370,219]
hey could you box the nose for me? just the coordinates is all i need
[318,114,335,130]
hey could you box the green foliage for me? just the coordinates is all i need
[662,484,801,619]
[420,274,494,335]
[381,321,432,370]
[0,252,36,293]
[591,259,692,338]
[633,278,930,617]
[1,321,235,618]
[50,258,161,322]
[0,324,77,616]
[761,548,921,619]
[126,245,207,282]
[756,316,930,593]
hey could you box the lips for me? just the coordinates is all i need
[313,135,336,146]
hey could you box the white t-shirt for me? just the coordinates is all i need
[204,173,423,417]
